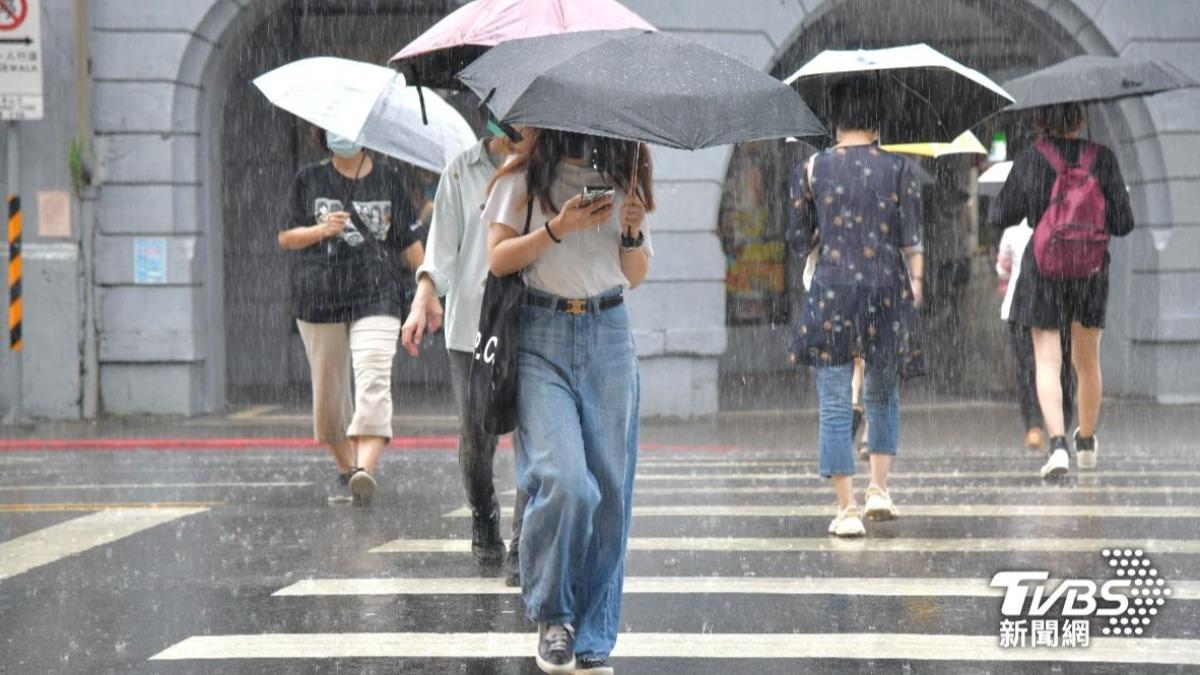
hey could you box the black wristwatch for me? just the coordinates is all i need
[620,230,644,251]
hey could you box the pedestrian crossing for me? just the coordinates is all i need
[140,452,1200,671]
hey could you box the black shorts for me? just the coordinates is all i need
[1011,245,1109,330]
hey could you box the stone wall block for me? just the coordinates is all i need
[648,233,727,282]
[626,281,725,333]
[95,235,201,285]
[91,32,195,83]
[647,182,725,233]
[101,363,200,414]
[101,134,198,184]
[94,82,198,133]
[639,356,719,417]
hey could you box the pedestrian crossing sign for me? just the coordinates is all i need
[0,0,42,121]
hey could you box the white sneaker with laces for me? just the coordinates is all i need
[828,504,866,537]
[864,486,899,521]
[1074,428,1098,470]
[1040,447,1071,479]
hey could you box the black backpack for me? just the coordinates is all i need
[468,201,533,435]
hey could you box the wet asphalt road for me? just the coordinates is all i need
[1,400,1198,674]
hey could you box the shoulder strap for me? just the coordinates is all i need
[1034,139,1067,175]
[523,199,533,235]
[1079,142,1101,172]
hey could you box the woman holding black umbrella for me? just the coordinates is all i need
[483,128,651,674]
[995,102,1135,479]
[788,76,926,537]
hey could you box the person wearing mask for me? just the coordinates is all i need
[995,219,1074,451]
[484,128,651,674]
[995,103,1135,478]
[403,123,530,582]
[788,76,925,538]
[278,130,426,506]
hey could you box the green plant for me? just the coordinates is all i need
[68,138,91,196]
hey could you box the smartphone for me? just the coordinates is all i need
[579,185,615,207]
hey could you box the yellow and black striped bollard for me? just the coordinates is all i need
[8,194,20,352]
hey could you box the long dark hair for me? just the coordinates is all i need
[489,127,655,214]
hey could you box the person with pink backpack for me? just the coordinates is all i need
[995,102,1134,479]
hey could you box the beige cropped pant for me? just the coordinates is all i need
[297,316,401,443]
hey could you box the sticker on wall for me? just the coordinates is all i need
[134,238,167,284]
[36,190,70,237]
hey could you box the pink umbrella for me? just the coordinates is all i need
[391,0,655,90]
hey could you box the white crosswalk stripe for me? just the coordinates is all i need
[443,503,1200,518]
[636,469,1200,481]
[273,576,1200,600]
[370,536,1200,554]
[150,632,1200,665]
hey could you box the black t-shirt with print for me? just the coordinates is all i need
[285,160,420,324]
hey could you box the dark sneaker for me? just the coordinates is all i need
[1074,428,1098,470]
[536,623,575,674]
[471,496,506,566]
[504,545,520,587]
[327,471,354,505]
[576,656,614,674]
[348,468,376,507]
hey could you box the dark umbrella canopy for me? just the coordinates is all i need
[456,29,825,149]
[1002,55,1198,111]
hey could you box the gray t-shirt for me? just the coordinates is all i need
[482,161,652,299]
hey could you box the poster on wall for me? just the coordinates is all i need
[134,238,167,285]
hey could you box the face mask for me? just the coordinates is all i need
[326,132,363,159]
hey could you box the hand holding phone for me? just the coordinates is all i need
[579,185,615,207]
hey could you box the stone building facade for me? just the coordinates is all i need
[1,0,1198,419]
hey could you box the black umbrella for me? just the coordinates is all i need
[1002,55,1198,111]
[455,29,825,149]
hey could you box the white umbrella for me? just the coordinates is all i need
[977,160,1012,197]
[253,57,476,174]
[785,43,1013,143]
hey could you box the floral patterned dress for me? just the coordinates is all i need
[788,145,926,379]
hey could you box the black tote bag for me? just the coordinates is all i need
[468,200,533,435]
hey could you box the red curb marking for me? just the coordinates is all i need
[0,436,734,453]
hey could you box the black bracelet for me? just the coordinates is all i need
[620,230,644,250]
[544,221,562,244]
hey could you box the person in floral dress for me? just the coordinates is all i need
[788,76,926,537]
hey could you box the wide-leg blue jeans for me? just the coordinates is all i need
[515,287,639,661]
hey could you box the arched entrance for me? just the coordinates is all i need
[191,1,464,409]
[717,0,1145,408]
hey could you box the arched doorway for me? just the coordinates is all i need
[199,1,466,409]
[717,0,1141,408]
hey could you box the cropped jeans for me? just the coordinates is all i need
[515,287,639,661]
[815,360,900,477]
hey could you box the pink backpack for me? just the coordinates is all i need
[1031,139,1109,279]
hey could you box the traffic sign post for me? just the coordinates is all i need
[0,0,42,121]
[0,0,34,420]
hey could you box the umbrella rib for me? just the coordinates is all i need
[883,70,949,136]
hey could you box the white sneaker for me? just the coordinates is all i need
[1040,447,1071,480]
[864,486,899,521]
[828,504,866,537]
[1074,428,1098,470]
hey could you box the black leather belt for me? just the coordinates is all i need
[526,293,624,315]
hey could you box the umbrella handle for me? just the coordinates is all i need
[416,84,429,125]
[629,143,641,197]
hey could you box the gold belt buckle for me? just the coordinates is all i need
[565,298,587,315]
